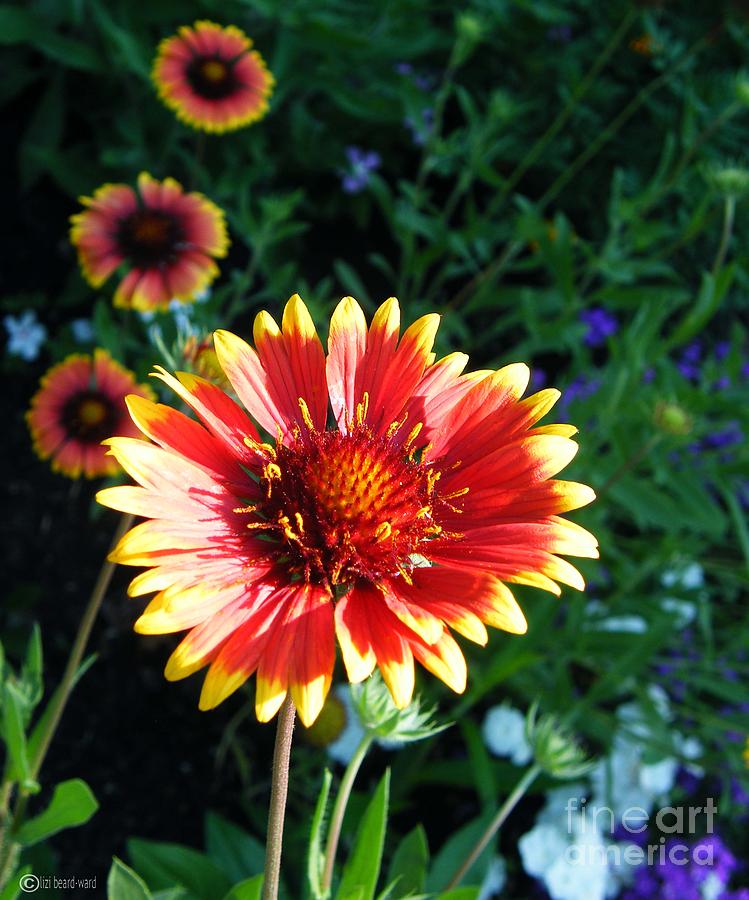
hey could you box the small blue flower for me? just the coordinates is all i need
[4,310,47,361]
[341,146,381,194]
[580,307,618,347]
[71,318,95,343]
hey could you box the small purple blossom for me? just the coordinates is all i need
[547,23,573,43]
[404,107,435,146]
[677,341,702,380]
[4,310,47,361]
[528,368,547,392]
[643,366,656,383]
[558,373,602,417]
[341,146,381,194]
[580,307,618,346]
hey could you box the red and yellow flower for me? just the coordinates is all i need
[152,20,274,133]
[70,172,228,313]
[27,350,154,479]
[97,295,598,726]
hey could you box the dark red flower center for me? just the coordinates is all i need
[117,210,184,268]
[61,391,119,444]
[186,55,238,100]
[247,415,464,588]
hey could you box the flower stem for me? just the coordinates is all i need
[0,511,133,887]
[262,695,296,900]
[320,733,374,896]
[711,193,736,276]
[444,763,541,892]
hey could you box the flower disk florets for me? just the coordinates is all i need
[250,407,455,588]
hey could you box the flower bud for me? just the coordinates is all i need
[526,703,594,779]
[653,401,692,436]
[352,672,449,745]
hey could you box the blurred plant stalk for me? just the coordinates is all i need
[0,512,133,888]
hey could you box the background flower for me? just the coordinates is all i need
[70,172,228,312]
[152,20,274,133]
[4,310,47,361]
[27,349,154,479]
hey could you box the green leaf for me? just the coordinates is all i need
[204,813,265,884]
[107,857,153,900]
[127,839,232,900]
[336,769,390,900]
[307,769,333,900]
[385,825,428,897]
[0,6,35,41]
[2,681,31,785]
[220,876,263,900]
[425,812,494,893]
[436,889,480,899]
[15,778,98,847]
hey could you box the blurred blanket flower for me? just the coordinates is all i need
[4,310,47,361]
[152,20,274,133]
[97,294,597,726]
[27,350,154,479]
[70,172,228,313]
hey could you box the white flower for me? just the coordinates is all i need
[661,562,704,590]
[639,757,678,795]
[4,310,46,361]
[659,597,696,627]
[326,685,366,766]
[477,856,506,900]
[519,823,569,878]
[482,703,533,765]
[519,791,614,900]
[593,615,648,634]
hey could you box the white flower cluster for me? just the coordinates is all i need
[513,687,700,900]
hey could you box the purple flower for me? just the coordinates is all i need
[547,23,573,43]
[715,340,731,361]
[340,147,381,194]
[529,368,547,392]
[677,341,702,380]
[643,366,656,383]
[404,107,435,146]
[705,421,743,450]
[558,373,602,417]
[580,307,618,346]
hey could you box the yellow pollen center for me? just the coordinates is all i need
[78,398,107,426]
[201,59,228,83]
[248,424,454,587]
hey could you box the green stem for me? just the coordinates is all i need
[711,193,736,276]
[444,764,541,891]
[398,48,460,300]
[445,31,710,311]
[262,695,296,900]
[487,8,638,219]
[320,733,374,896]
[596,434,662,499]
[0,512,133,887]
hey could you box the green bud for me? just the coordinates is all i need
[351,672,449,745]
[735,73,749,107]
[453,13,484,66]
[703,162,749,199]
[526,703,594,779]
[654,401,692,436]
